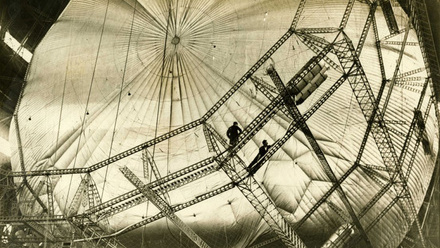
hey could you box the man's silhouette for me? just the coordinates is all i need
[227,122,242,146]
[247,140,272,175]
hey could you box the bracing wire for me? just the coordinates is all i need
[63,0,111,213]
[152,0,172,176]
[100,0,138,199]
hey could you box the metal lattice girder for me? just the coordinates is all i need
[379,0,399,34]
[203,123,248,171]
[46,176,54,216]
[0,215,66,223]
[86,174,102,209]
[250,77,291,118]
[291,32,398,230]
[251,76,278,94]
[382,40,419,46]
[115,183,235,236]
[396,68,426,79]
[404,99,434,182]
[248,237,280,248]
[25,221,56,242]
[399,79,429,178]
[266,66,372,246]
[84,157,218,219]
[119,166,211,248]
[67,176,90,217]
[83,47,340,230]
[381,19,411,114]
[295,27,340,34]
[355,99,434,246]
[70,218,124,248]
[142,149,150,179]
[406,0,440,101]
[359,166,388,188]
[203,122,229,149]
[356,2,378,56]
[291,0,306,29]
[252,74,350,173]
[234,177,307,248]
[203,124,216,153]
[339,0,356,29]
[365,196,400,232]
[327,201,351,223]
[380,28,405,41]
[142,148,161,180]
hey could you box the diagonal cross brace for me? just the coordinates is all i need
[120,166,211,248]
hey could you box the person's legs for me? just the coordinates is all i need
[230,136,238,146]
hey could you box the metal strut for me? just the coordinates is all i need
[86,90,292,221]
[142,148,161,180]
[339,0,356,30]
[46,176,54,217]
[379,0,399,34]
[120,166,211,248]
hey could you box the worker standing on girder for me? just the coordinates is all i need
[227,121,242,147]
[247,140,272,175]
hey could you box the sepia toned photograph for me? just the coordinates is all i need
[0,0,439,247]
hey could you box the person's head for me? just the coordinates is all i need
[233,121,238,126]
[262,140,268,146]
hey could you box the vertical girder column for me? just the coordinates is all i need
[266,66,372,246]
[120,166,211,248]
[406,0,440,101]
[46,176,54,217]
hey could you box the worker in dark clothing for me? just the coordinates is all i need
[227,122,242,146]
[247,140,272,175]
